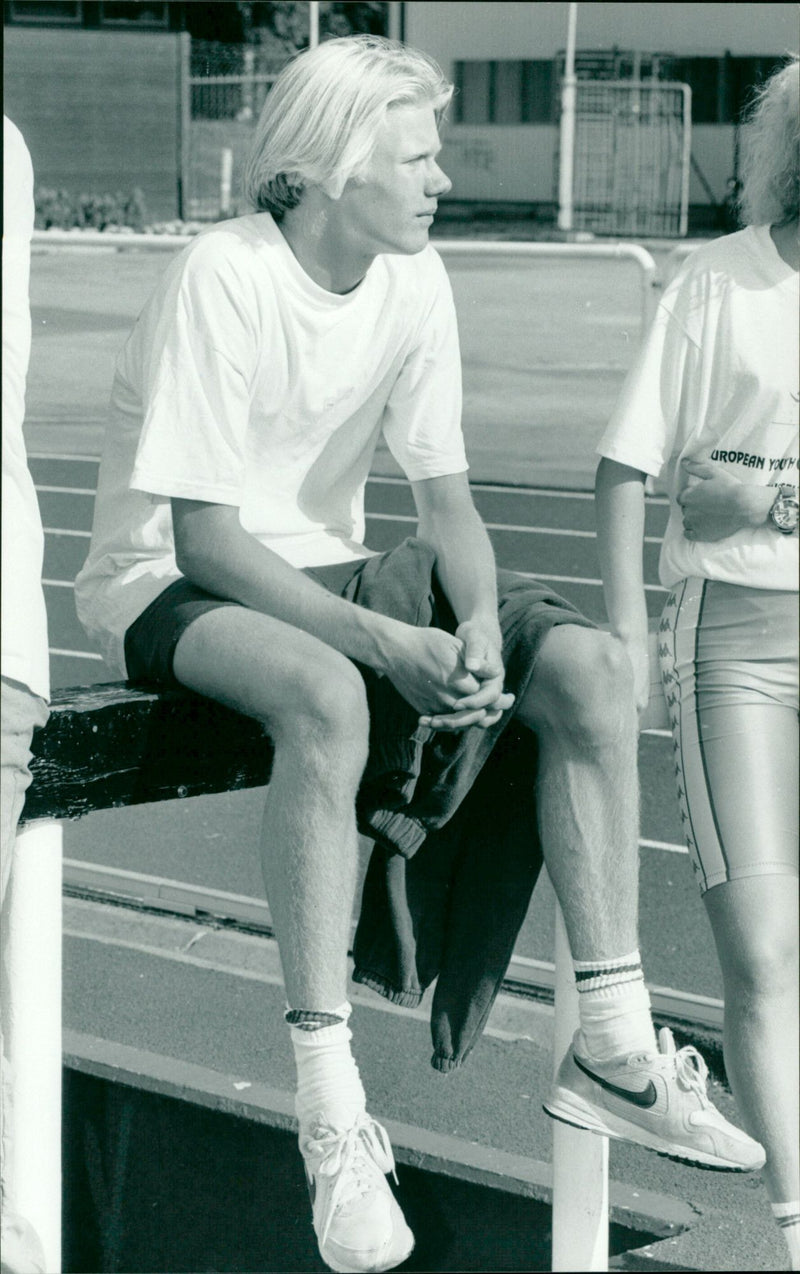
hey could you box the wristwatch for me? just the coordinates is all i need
[768,484,800,534]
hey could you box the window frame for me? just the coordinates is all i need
[454,58,557,126]
[97,1,169,29]
[6,0,83,24]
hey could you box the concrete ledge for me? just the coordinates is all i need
[63,896,783,1270]
[64,1028,696,1246]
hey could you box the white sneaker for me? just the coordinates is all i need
[299,1110,414,1273]
[543,1027,765,1172]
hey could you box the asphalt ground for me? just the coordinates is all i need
[22,241,789,1270]
[62,900,787,1273]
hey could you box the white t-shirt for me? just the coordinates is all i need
[2,116,50,701]
[597,225,799,590]
[75,213,468,674]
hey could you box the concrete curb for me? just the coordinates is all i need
[63,1028,697,1248]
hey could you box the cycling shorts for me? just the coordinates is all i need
[658,578,798,895]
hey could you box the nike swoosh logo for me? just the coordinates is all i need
[574,1055,659,1109]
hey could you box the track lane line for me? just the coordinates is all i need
[50,647,103,661]
[367,510,662,542]
[36,484,95,496]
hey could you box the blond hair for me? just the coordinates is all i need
[738,55,799,226]
[244,35,452,218]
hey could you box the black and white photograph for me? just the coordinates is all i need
[2,3,798,1271]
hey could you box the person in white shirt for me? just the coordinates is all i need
[596,56,799,1270]
[77,36,763,1274]
[1,115,50,1274]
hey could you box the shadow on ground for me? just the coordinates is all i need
[63,1070,659,1273]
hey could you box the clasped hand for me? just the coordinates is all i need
[387,619,514,732]
[678,458,773,541]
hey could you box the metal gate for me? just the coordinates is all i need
[569,80,691,237]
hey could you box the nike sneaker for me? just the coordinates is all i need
[543,1026,765,1171]
[299,1110,414,1272]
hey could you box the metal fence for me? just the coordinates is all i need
[183,39,291,221]
[569,81,692,238]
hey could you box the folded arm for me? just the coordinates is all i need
[678,459,782,540]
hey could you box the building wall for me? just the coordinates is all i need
[404,2,796,214]
[405,3,798,63]
[438,125,556,203]
[3,26,183,220]
[438,120,737,213]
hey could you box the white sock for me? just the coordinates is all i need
[287,1001,367,1132]
[771,1202,800,1270]
[573,951,658,1061]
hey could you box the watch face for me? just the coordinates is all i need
[772,497,799,531]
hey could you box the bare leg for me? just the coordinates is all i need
[515,625,640,960]
[172,605,370,1008]
[669,671,799,1217]
[173,606,414,1271]
[530,630,768,1172]
[705,877,799,1205]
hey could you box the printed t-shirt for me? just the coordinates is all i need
[2,116,50,701]
[597,224,799,590]
[75,213,468,674]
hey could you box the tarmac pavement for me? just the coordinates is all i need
[63,896,789,1272]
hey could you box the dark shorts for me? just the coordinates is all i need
[124,540,594,690]
[124,538,596,854]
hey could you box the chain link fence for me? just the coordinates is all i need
[570,81,691,237]
[183,40,292,221]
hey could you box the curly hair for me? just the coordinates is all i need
[737,55,799,226]
[243,35,452,219]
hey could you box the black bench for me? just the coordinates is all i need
[25,681,274,823]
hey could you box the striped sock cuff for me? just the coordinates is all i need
[285,1000,352,1032]
[573,952,645,994]
[771,1202,800,1228]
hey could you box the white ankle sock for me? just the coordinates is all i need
[287,1001,367,1132]
[771,1202,800,1270]
[573,951,658,1061]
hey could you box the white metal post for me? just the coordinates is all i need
[551,900,609,1272]
[387,1,403,42]
[2,819,63,1273]
[557,2,578,232]
[309,1,319,50]
[220,146,233,216]
[679,85,693,237]
[178,30,191,222]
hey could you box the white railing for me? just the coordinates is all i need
[33,229,661,334]
[437,238,659,331]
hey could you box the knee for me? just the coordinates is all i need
[722,921,798,1000]
[274,653,370,763]
[527,628,636,743]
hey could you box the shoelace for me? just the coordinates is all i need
[672,1044,710,1104]
[302,1113,397,1248]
